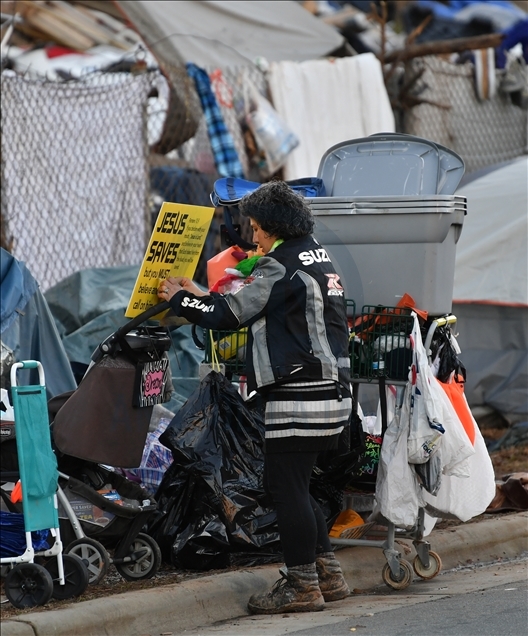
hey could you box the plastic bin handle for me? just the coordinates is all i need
[10,360,45,387]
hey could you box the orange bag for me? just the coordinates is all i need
[207,246,245,290]
[11,480,22,503]
[329,509,364,537]
[438,375,476,446]
[354,292,428,339]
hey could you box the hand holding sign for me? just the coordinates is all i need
[126,203,214,318]
[158,276,207,302]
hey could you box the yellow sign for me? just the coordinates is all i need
[125,202,214,318]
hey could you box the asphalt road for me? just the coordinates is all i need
[181,557,528,636]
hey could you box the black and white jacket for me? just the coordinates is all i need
[168,235,351,395]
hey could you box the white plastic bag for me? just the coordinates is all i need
[407,313,445,463]
[422,416,495,521]
[408,313,475,472]
[245,87,299,176]
[432,383,475,477]
[373,388,423,529]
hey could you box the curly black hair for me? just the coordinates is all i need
[238,181,314,240]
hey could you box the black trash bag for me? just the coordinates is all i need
[147,371,282,570]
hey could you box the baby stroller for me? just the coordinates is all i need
[0,361,89,608]
[54,465,162,584]
[46,303,172,585]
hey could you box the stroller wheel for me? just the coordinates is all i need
[44,554,89,600]
[66,537,110,585]
[5,563,54,608]
[115,532,161,581]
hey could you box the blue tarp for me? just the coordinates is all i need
[0,249,77,398]
[44,266,204,413]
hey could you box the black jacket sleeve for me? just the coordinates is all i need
[168,290,239,330]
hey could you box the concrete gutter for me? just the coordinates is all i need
[2,512,527,636]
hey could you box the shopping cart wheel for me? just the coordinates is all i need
[413,550,442,580]
[44,554,89,600]
[4,563,54,608]
[66,537,110,585]
[381,559,413,590]
[115,532,162,581]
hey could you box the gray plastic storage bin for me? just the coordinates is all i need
[310,201,466,315]
[311,135,466,315]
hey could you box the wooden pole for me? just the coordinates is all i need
[384,32,504,64]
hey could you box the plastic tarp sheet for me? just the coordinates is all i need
[454,157,527,306]
[452,158,528,420]
[452,303,528,420]
[44,266,204,413]
[0,248,77,399]
[117,0,344,68]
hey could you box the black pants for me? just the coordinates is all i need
[263,450,334,568]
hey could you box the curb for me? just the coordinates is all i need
[2,512,527,636]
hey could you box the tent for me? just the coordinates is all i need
[43,266,205,414]
[453,156,528,422]
[116,0,345,68]
[0,248,77,398]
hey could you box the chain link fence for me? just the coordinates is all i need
[1,57,267,291]
[401,56,528,174]
[1,67,155,290]
[6,48,523,293]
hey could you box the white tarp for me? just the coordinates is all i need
[452,157,528,420]
[267,53,395,181]
[117,0,344,67]
[454,156,528,306]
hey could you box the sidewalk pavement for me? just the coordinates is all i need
[2,512,527,636]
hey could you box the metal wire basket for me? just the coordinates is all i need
[350,305,414,381]
[203,299,356,378]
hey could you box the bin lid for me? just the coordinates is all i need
[313,208,467,218]
[306,194,467,206]
[436,143,465,195]
[306,195,467,213]
[307,198,466,208]
[318,136,441,197]
[369,133,465,195]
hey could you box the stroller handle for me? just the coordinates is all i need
[92,301,171,362]
[114,301,171,338]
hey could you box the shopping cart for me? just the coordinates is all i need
[0,361,89,608]
[332,309,460,589]
[195,304,456,590]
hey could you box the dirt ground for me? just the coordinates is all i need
[1,426,526,620]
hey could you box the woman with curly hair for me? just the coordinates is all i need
[158,180,352,614]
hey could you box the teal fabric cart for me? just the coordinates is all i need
[1,361,88,608]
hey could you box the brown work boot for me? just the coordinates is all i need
[316,552,350,602]
[247,563,325,614]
